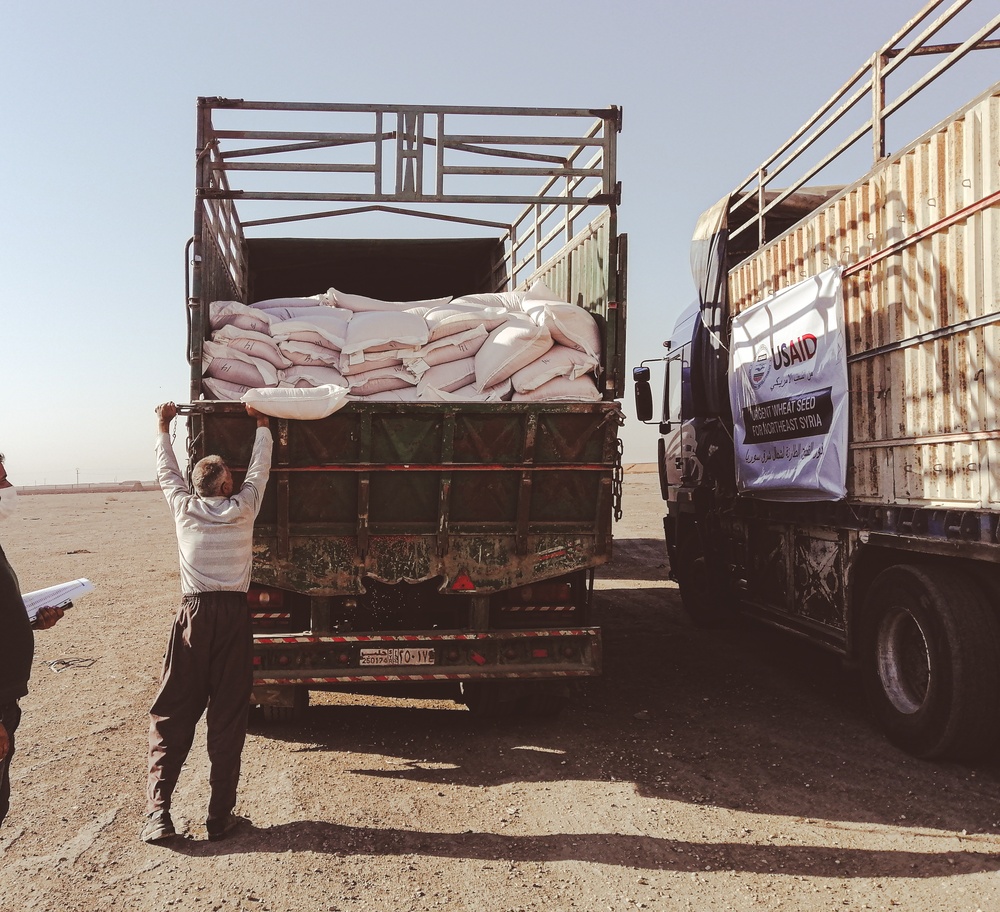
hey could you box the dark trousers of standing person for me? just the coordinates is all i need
[146,592,252,823]
[0,701,22,827]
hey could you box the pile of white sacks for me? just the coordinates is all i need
[201,280,603,404]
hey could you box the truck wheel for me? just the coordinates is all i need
[259,686,309,723]
[862,564,1000,759]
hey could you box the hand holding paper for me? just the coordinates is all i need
[22,578,94,624]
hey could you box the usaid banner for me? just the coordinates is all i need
[729,267,848,501]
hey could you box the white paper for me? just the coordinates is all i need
[23,578,94,623]
[729,267,849,501]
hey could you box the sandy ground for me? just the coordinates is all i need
[1,475,998,912]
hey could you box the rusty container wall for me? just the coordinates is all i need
[727,87,1000,509]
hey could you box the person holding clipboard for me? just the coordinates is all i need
[0,452,65,828]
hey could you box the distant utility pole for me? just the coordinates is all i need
[76,468,80,486]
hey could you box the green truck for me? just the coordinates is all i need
[181,100,626,719]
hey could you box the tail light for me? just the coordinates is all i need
[248,586,284,609]
[516,582,573,604]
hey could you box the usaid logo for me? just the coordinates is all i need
[749,347,771,389]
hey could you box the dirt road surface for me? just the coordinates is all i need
[2,476,998,911]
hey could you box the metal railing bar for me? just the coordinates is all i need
[201,191,608,205]
[731,65,873,197]
[730,116,874,241]
[220,135,393,158]
[213,130,382,142]
[442,134,606,146]
[729,1,945,197]
[374,111,383,197]
[239,204,514,231]
[217,162,378,173]
[879,0,973,79]
[443,141,570,165]
[441,165,600,178]
[728,1,997,226]
[886,37,1000,55]
[204,99,615,118]
[509,148,604,236]
[734,74,874,202]
[847,311,1000,364]
[436,114,445,197]
[880,15,1000,120]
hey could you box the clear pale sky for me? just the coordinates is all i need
[2,1,996,484]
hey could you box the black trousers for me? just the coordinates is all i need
[0,700,22,827]
[146,592,252,821]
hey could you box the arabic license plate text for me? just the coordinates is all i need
[359,647,436,667]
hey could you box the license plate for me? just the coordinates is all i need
[359,647,436,667]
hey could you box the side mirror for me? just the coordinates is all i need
[632,366,653,422]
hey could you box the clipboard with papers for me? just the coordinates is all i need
[22,578,94,624]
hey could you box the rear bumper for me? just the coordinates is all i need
[252,628,601,685]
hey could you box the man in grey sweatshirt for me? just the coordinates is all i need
[142,402,272,844]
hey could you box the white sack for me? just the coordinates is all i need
[329,286,451,313]
[202,377,253,401]
[277,340,342,367]
[415,358,477,395]
[339,351,408,376]
[432,379,513,402]
[270,311,351,350]
[522,279,565,306]
[342,310,429,355]
[241,383,349,420]
[347,363,420,397]
[211,325,292,369]
[510,344,599,393]
[281,364,347,388]
[357,387,422,402]
[208,301,273,333]
[532,303,602,360]
[512,375,602,402]
[474,316,553,391]
[418,302,509,341]
[264,304,353,323]
[252,295,328,310]
[402,325,488,377]
[451,291,526,312]
[203,340,279,387]
[272,329,342,352]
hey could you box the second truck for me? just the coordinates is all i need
[635,4,1000,759]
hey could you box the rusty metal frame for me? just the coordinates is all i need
[194,100,621,298]
[728,0,1000,246]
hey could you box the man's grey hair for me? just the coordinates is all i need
[192,455,229,497]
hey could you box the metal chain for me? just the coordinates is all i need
[613,436,624,522]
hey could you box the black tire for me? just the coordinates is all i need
[259,685,309,723]
[861,564,1000,760]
